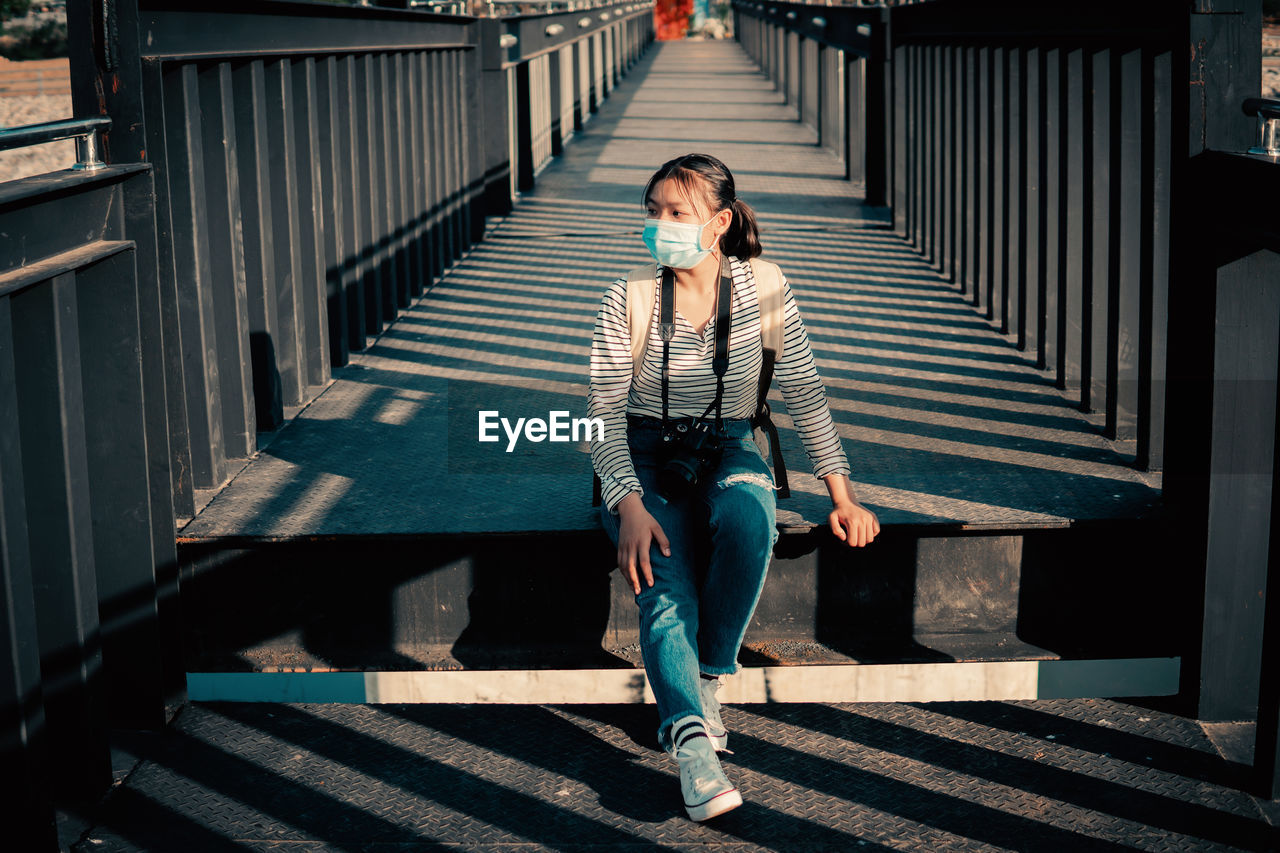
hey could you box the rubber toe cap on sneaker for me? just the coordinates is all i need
[686,787,742,822]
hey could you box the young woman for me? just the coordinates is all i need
[588,153,879,821]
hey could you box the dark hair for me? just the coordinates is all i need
[641,153,763,260]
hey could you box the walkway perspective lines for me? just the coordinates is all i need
[180,39,1160,541]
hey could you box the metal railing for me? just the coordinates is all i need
[734,0,887,199]
[0,116,110,170]
[485,0,643,14]
[734,0,1279,803]
[1,1,654,845]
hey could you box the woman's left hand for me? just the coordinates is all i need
[829,499,879,547]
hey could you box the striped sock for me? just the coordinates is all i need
[671,716,709,750]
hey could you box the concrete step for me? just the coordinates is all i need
[178,514,1186,703]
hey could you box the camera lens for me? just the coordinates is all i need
[657,456,699,499]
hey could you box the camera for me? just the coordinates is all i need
[657,420,724,499]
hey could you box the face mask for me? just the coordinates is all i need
[642,213,719,269]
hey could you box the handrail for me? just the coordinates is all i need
[0,117,111,172]
[485,0,644,14]
[1243,97,1280,157]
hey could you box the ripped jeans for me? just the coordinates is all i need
[599,416,779,752]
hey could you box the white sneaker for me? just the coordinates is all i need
[670,715,742,821]
[699,675,729,752]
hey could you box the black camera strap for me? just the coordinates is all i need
[660,254,733,429]
[659,266,675,424]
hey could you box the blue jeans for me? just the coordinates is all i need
[599,416,779,752]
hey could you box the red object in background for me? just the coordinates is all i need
[655,0,693,40]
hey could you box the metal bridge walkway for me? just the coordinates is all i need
[179,39,1160,542]
[72,698,1277,850]
[61,36,1276,853]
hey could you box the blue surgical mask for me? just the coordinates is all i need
[642,214,718,269]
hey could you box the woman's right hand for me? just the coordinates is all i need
[615,493,670,595]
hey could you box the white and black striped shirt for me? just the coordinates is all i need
[588,255,850,512]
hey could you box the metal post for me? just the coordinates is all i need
[71,128,106,171]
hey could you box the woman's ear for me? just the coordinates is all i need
[715,207,733,239]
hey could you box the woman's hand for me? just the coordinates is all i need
[829,499,879,547]
[615,493,670,594]
[822,474,878,547]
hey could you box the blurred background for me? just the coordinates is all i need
[2,0,1278,181]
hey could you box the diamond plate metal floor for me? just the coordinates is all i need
[178,39,1161,539]
[70,699,1278,851]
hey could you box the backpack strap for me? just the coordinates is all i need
[748,257,784,360]
[746,257,791,499]
[593,263,658,507]
[626,263,660,378]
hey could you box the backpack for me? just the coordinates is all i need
[590,257,791,506]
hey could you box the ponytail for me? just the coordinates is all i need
[721,198,763,260]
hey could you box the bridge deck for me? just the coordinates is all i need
[71,698,1277,851]
[180,40,1160,540]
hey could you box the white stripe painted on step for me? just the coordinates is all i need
[187,658,1179,705]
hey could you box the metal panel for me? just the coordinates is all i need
[787,30,800,109]
[534,54,552,174]
[403,51,426,298]
[140,59,195,518]
[990,46,1006,326]
[930,44,943,274]
[943,45,957,283]
[462,44,485,247]
[892,45,907,237]
[426,51,446,280]
[162,62,226,488]
[0,295,56,850]
[291,57,334,387]
[1062,48,1085,399]
[1024,47,1042,364]
[559,44,576,149]
[548,46,563,156]
[115,169,183,712]
[1007,47,1023,346]
[961,46,976,296]
[576,37,588,130]
[392,53,412,309]
[74,250,167,730]
[1199,251,1280,721]
[337,55,366,358]
[265,57,308,407]
[1044,48,1063,384]
[315,57,346,369]
[229,59,283,434]
[372,53,396,325]
[1141,48,1171,471]
[976,46,990,311]
[1090,47,1112,417]
[447,50,468,259]
[846,55,863,182]
[1113,48,1143,441]
[444,50,460,272]
[358,54,383,337]
[10,272,112,801]
[801,37,819,133]
[911,44,922,250]
[434,50,453,263]
[604,23,614,93]
[515,60,533,193]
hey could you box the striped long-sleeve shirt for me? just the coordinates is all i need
[588,255,850,512]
